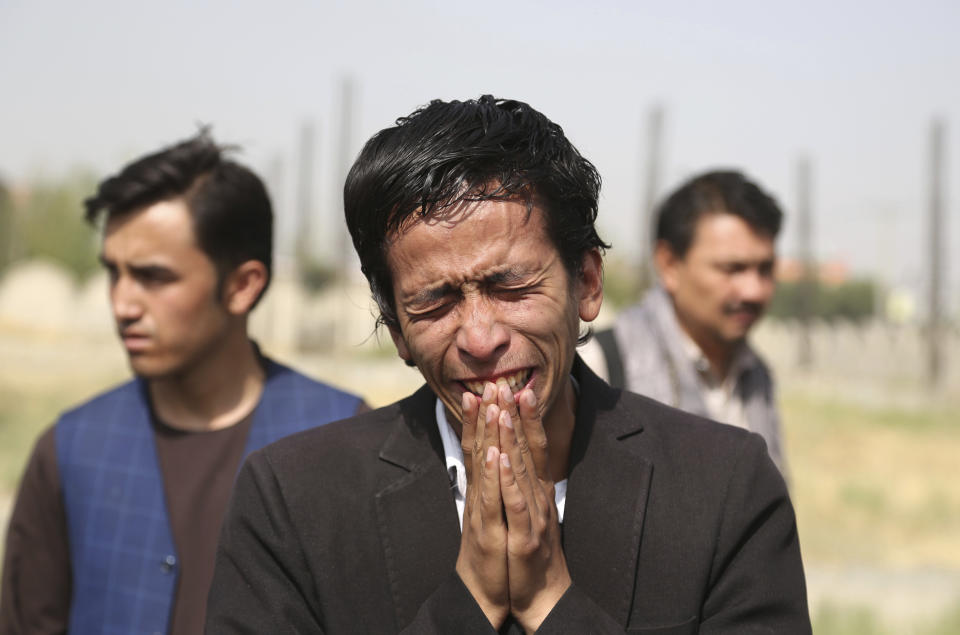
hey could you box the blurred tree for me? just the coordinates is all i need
[298,256,338,294]
[769,278,879,323]
[0,180,13,273]
[15,170,100,282]
[602,256,651,310]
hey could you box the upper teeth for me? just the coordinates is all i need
[464,369,530,396]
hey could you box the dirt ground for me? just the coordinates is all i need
[2,324,959,630]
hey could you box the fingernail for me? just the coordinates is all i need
[482,383,495,401]
[486,405,497,424]
[523,390,536,407]
[499,383,512,402]
[501,410,513,429]
[501,453,510,468]
[486,446,497,463]
[462,392,471,412]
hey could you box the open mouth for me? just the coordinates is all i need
[461,368,532,396]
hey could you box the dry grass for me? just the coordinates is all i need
[783,392,960,569]
[2,327,959,630]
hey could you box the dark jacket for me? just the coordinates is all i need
[207,359,810,634]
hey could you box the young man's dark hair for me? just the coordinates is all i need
[1,130,368,635]
[84,129,273,304]
[655,170,783,257]
[343,95,609,330]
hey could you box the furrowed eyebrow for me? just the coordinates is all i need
[485,269,530,286]
[407,282,459,307]
[406,267,535,306]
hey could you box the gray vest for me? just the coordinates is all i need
[593,286,785,473]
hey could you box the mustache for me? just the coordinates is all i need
[118,322,152,337]
[722,302,764,316]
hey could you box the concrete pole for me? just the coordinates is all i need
[796,156,814,369]
[638,105,663,293]
[295,120,317,269]
[335,75,356,280]
[927,118,946,389]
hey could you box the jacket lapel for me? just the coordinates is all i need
[563,360,653,627]
[374,385,462,628]
[370,365,656,629]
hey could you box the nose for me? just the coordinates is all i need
[455,296,510,363]
[110,275,143,325]
[738,268,775,305]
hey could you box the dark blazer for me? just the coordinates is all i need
[207,360,810,634]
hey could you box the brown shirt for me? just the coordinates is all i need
[0,399,368,635]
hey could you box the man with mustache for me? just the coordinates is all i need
[0,131,365,635]
[583,170,787,472]
[207,98,809,633]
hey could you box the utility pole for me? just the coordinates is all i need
[266,154,286,258]
[335,75,356,281]
[295,120,317,272]
[796,156,814,369]
[331,76,358,349]
[927,118,946,389]
[638,105,663,293]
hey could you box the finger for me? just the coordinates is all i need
[460,391,479,488]
[471,384,498,494]
[516,388,550,484]
[499,408,540,519]
[498,442,532,537]
[480,423,504,528]
[481,383,501,458]
[497,383,536,482]
[480,386,503,524]
[496,378,522,426]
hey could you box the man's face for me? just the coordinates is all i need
[658,211,776,351]
[386,199,602,429]
[101,198,232,379]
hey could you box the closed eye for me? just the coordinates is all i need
[495,285,535,300]
[405,300,456,322]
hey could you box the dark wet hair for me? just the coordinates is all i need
[344,95,608,330]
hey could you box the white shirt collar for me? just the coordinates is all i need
[436,399,467,496]
[678,328,758,388]
[435,399,567,530]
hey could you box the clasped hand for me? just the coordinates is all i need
[455,380,571,633]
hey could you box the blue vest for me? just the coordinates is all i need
[55,359,361,635]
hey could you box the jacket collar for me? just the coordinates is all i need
[564,357,652,625]
[374,384,461,627]
[375,360,653,628]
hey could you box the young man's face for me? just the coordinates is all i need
[386,199,603,430]
[658,211,776,352]
[101,198,233,379]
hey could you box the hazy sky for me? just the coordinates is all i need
[2,0,958,301]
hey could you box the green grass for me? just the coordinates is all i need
[813,603,886,635]
[0,386,62,489]
[782,391,960,568]
[2,342,959,632]
[813,600,960,635]
[0,374,126,490]
[787,395,958,433]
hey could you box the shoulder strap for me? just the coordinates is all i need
[595,328,625,389]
